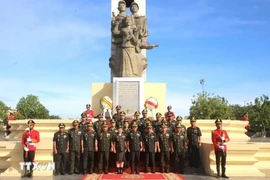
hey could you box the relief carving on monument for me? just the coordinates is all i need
[109,1,158,78]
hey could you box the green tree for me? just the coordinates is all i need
[13,112,25,120]
[189,92,232,119]
[229,104,247,120]
[0,101,9,123]
[248,95,270,133]
[49,115,61,119]
[16,95,50,119]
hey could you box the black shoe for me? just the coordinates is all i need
[161,168,164,173]
[60,172,65,175]
[120,168,123,174]
[144,167,148,173]
[97,171,102,174]
[54,171,59,176]
[136,171,140,174]
[68,172,73,175]
[216,174,220,178]
[89,170,93,174]
[27,173,33,178]
[82,172,86,175]
[21,174,27,178]
[74,171,80,174]
[117,168,120,174]
[222,174,229,178]
[166,169,170,173]
[131,172,134,174]
[151,170,155,173]
[104,170,108,174]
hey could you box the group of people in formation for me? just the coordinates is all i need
[21,104,230,179]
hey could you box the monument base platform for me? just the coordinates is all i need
[91,82,166,117]
[1,120,270,177]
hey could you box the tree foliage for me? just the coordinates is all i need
[248,95,270,131]
[50,115,61,119]
[189,92,270,133]
[0,101,9,122]
[189,92,232,119]
[16,94,50,119]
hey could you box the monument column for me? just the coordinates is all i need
[110,0,147,82]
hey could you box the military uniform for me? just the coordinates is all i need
[175,116,186,135]
[93,114,104,133]
[108,119,118,167]
[113,105,122,121]
[171,124,187,173]
[114,129,126,174]
[123,119,130,167]
[21,120,40,178]
[127,123,142,174]
[116,111,126,129]
[82,122,96,174]
[53,123,69,175]
[153,113,163,135]
[130,111,143,134]
[68,120,83,174]
[187,117,202,168]
[166,112,177,134]
[158,124,171,173]
[143,126,157,173]
[164,106,176,120]
[211,119,230,178]
[79,113,88,132]
[97,122,113,174]
[140,109,150,135]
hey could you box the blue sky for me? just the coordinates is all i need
[0,0,270,118]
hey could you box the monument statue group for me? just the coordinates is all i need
[109,1,158,78]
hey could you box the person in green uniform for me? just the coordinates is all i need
[93,114,104,133]
[81,122,97,174]
[96,122,114,174]
[187,117,202,169]
[79,113,88,132]
[112,105,122,121]
[108,119,118,136]
[157,123,171,173]
[130,111,143,133]
[108,119,118,167]
[116,111,126,129]
[123,119,130,135]
[113,126,127,174]
[153,112,163,135]
[79,113,88,172]
[171,124,187,174]
[166,112,177,134]
[175,116,186,135]
[153,112,163,167]
[123,119,130,167]
[143,125,158,173]
[53,123,69,175]
[127,123,143,174]
[68,120,83,175]
[140,109,149,135]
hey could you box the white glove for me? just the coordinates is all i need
[219,146,224,150]
[27,137,32,142]
[221,136,225,141]
[24,147,29,152]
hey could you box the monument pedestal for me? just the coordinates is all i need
[91,79,166,117]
